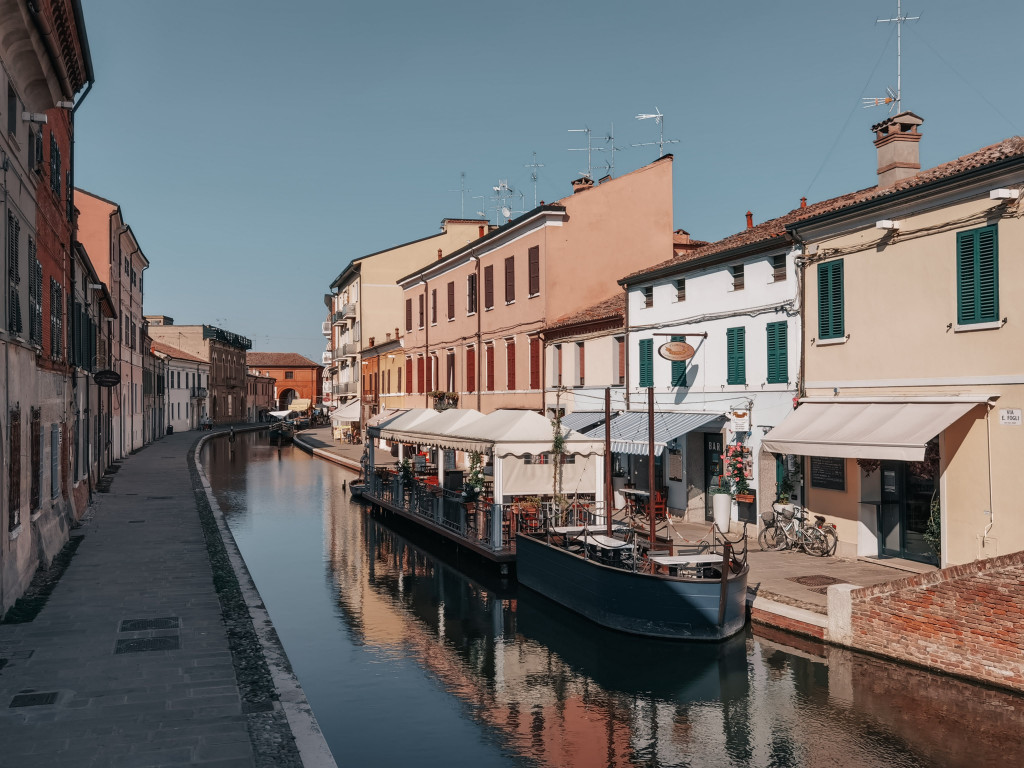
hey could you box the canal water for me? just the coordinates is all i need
[204,433,1024,768]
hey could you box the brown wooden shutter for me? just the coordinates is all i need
[578,342,585,384]
[417,357,425,393]
[426,356,433,391]
[465,347,476,393]
[418,294,424,327]
[529,336,540,389]
[504,256,515,303]
[506,340,516,390]
[617,337,625,383]
[431,289,437,324]
[486,344,494,391]
[484,265,494,309]
[406,358,413,392]
[528,246,539,296]
[447,281,455,320]
[405,299,412,331]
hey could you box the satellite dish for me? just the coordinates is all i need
[501,207,511,219]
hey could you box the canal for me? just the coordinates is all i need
[204,433,1024,768]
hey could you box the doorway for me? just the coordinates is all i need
[704,433,724,522]
[879,461,937,564]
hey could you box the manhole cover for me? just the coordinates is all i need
[120,617,179,632]
[115,636,179,654]
[787,575,844,587]
[10,691,58,708]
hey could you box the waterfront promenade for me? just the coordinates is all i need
[293,426,929,639]
[0,427,335,768]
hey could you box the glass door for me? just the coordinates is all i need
[879,461,938,564]
[704,433,724,522]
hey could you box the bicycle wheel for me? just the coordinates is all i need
[801,527,826,556]
[758,524,785,551]
[819,526,838,557]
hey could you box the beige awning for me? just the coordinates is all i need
[762,399,986,461]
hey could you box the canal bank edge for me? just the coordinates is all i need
[191,429,338,768]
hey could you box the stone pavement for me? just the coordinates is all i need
[0,426,333,768]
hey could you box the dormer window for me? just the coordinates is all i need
[732,265,745,291]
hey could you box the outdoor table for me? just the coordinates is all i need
[621,489,649,516]
[649,553,723,578]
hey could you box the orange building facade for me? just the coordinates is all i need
[247,352,323,411]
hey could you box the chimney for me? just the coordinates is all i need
[745,211,753,229]
[385,332,391,341]
[437,248,443,260]
[478,225,485,238]
[394,327,400,339]
[872,111,923,187]
[571,176,594,194]
[800,197,807,209]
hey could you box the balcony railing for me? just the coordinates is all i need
[342,303,356,320]
[322,351,333,364]
[342,342,359,357]
[334,381,357,395]
[321,321,331,336]
[190,387,208,398]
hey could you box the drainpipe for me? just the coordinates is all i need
[472,252,481,411]
[422,278,429,407]
[980,401,995,561]
[623,283,631,410]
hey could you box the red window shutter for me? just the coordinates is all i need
[579,343,585,382]
[484,265,494,309]
[618,338,625,382]
[406,358,412,392]
[505,256,515,303]
[466,347,475,393]
[426,356,434,391]
[530,336,540,389]
[405,299,412,332]
[528,246,539,296]
[506,340,516,390]
[486,344,494,391]
[447,281,455,320]
[417,357,424,393]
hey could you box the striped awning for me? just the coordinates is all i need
[559,411,609,433]
[582,411,724,456]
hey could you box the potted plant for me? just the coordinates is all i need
[725,444,755,503]
[428,390,459,412]
[708,482,733,533]
[461,451,486,505]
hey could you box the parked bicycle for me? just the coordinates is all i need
[758,503,831,556]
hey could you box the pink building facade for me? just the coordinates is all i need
[397,157,675,414]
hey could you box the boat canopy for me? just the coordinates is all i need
[288,398,311,412]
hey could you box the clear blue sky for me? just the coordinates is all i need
[75,1,1024,362]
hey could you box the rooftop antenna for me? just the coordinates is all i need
[492,179,519,225]
[525,152,544,208]
[863,0,920,113]
[568,126,594,178]
[449,171,469,217]
[632,107,679,157]
[595,122,622,178]
[472,193,488,223]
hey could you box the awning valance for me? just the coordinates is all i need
[762,400,985,461]
[582,411,724,456]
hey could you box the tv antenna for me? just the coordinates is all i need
[632,107,679,157]
[595,123,622,178]
[449,171,470,217]
[863,0,920,113]
[525,152,544,208]
[568,126,594,179]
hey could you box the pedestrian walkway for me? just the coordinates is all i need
[0,426,333,768]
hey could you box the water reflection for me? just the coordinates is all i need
[206,433,1024,768]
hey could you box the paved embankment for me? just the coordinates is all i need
[0,426,335,768]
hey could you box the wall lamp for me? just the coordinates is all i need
[875,220,900,230]
[989,188,1020,200]
[22,112,47,124]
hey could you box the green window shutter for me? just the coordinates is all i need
[638,338,653,387]
[670,335,687,387]
[727,327,745,385]
[957,225,998,325]
[817,260,844,339]
[766,321,787,384]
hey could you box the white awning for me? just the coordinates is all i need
[762,400,986,461]
[330,399,361,425]
[582,411,724,456]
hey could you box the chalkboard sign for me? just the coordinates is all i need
[668,450,683,482]
[810,456,845,491]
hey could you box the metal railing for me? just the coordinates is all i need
[190,387,207,398]
[321,321,331,336]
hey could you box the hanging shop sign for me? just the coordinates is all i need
[730,410,750,433]
[658,340,696,362]
[93,369,121,388]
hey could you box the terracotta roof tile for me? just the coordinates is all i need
[150,341,206,363]
[545,292,625,332]
[246,352,322,368]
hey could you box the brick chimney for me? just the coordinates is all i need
[571,176,594,194]
[872,111,923,187]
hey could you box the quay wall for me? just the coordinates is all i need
[836,550,1024,693]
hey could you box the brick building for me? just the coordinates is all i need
[247,352,323,412]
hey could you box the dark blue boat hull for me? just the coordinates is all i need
[516,534,748,641]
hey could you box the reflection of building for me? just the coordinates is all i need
[151,341,210,431]
[147,317,251,424]
[246,352,322,412]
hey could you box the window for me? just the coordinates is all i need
[528,246,540,296]
[638,338,653,387]
[465,346,475,393]
[285,371,294,379]
[957,225,999,325]
[506,338,516,390]
[732,264,745,290]
[405,298,412,331]
[418,294,425,328]
[676,278,686,301]
[817,260,844,339]
[426,354,435,391]
[504,256,515,303]
[772,254,787,282]
[642,286,653,308]
[484,265,494,309]
[467,273,477,314]
[7,84,16,136]
[553,344,562,386]
[766,321,788,384]
[49,278,63,359]
[50,133,61,197]
[529,336,540,389]
[8,409,21,530]
[417,356,425,394]
[28,240,42,345]
[447,281,455,320]
[485,344,495,391]
[727,327,746,385]
[445,351,455,391]
[406,357,413,394]
[30,408,40,513]
[431,288,437,325]
[575,342,585,386]
[8,212,22,335]
[615,336,625,385]
[670,336,687,387]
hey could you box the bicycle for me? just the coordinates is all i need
[758,504,828,555]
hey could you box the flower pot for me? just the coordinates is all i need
[712,493,733,533]
[735,492,755,504]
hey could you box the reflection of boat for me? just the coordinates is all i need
[516,588,749,701]
[517,387,749,641]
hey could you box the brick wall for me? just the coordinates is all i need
[848,550,1024,692]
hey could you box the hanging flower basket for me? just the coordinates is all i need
[429,390,459,412]
[735,492,755,504]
